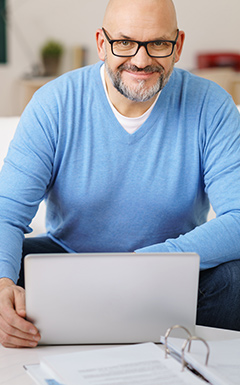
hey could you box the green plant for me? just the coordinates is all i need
[41,40,64,58]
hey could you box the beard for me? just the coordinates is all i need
[104,54,175,103]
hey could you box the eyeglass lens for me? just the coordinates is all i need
[112,40,174,57]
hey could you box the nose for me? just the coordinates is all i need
[130,45,153,69]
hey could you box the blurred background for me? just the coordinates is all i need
[0,0,240,116]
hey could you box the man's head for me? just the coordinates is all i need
[96,0,185,105]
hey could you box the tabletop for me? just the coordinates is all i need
[1,326,240,385]
[0,344,112,384]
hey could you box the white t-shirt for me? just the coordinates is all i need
[100,64,160,134]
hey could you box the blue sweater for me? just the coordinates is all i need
[0,62,240,282]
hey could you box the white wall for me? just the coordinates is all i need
[0,0,109,116]
[174,0,240,70]
[0,0,239,116]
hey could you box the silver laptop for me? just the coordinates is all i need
[25,252,199,345]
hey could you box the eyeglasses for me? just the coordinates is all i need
[102,27,179,58]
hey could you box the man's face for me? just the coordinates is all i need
[96,0,184,105]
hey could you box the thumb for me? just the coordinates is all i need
[14,287,26,318]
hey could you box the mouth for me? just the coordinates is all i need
[119,64,163,82]
[124,70,156,80]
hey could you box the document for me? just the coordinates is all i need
[24,342,204,385]
[161,336,240,385]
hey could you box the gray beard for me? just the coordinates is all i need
[104,55,175,102]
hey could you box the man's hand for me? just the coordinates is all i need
[0,278,41,348]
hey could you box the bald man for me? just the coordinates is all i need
[0,0,240,348]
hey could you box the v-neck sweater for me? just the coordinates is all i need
[0,61,240,282]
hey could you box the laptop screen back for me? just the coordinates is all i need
[25,252,199,345]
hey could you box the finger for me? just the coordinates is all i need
[2,307,39,336]
[0,314,40,341]
[14,287,26,318]
[0,285,40,348]
[0,314,41,348]
[1,288,39,335]
[0,327,39,348]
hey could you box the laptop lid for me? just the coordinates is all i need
[25,252,199,345]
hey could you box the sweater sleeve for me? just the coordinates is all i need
[136,98,240,270]
[0,95,56,282]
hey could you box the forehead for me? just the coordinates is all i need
[104,0,176,40]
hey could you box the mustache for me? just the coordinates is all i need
[118,63,164,73]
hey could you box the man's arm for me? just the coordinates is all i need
[0,99,52,347]
[0,278,40,348]
[0,94,55,283]
[136,99,240,270]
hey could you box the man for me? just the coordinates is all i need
[0,0,240,348]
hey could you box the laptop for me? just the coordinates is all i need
[24,252,200,345]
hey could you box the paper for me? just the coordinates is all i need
[161,336,240,385]
[24,364,63,385]
[25,343,204,385]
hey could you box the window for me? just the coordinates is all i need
[0,0,7,63]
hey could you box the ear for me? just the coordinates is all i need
[174,30,185,64]
[96,28,105,61]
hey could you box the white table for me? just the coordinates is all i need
[1,326,240,384]
[0,344,112,384]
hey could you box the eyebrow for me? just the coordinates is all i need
[117,32,173,41]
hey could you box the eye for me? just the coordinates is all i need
[116,40,134,48]
[153,41,164,47]
[154,41,171,47]
[148,41,172,51]
[114,40,136,51]
[121,40,131,47]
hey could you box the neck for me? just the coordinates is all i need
[104,69,158,118]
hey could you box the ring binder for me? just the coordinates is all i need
[182,336,210,371]
[164,324,192,359]
[164,325,210,371]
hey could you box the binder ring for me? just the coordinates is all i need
[181,336,210,371]
[164,325,192,359]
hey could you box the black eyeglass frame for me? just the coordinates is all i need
[102,27,179,58]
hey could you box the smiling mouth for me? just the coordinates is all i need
[123,69,159,83]
[119,63,163,72]
[126,69,155,75]
[119,64,163,79]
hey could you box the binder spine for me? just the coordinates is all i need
[163,324,210,371]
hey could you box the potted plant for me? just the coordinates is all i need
[41,40,64,76]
